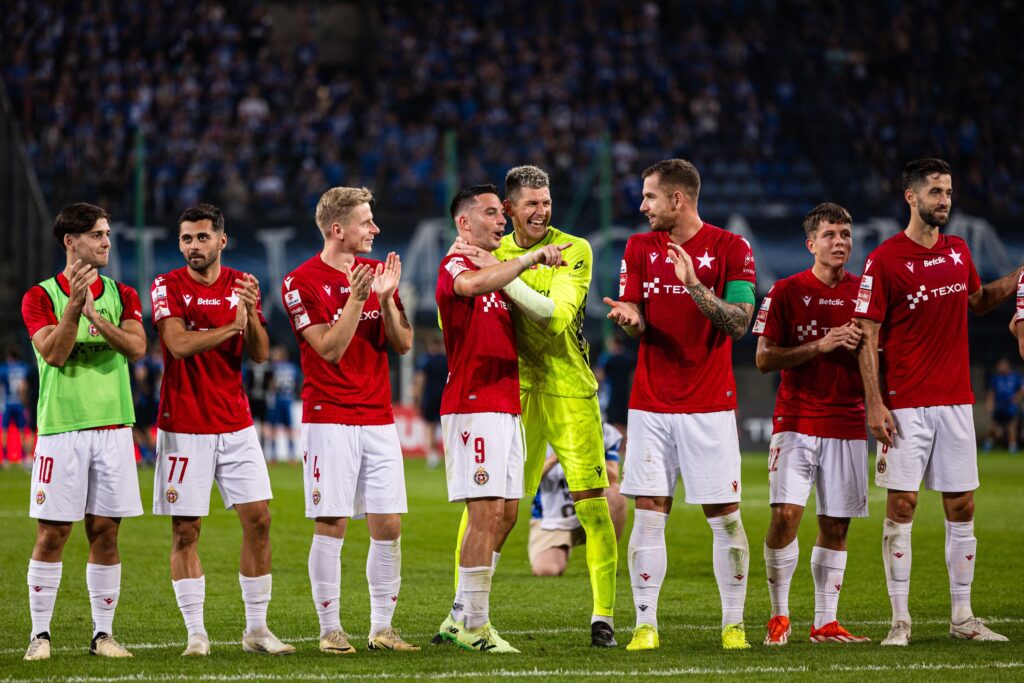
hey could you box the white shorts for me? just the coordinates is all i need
[875,404,979,492]
[302,422,408,519]
[621,409,742,504]
[768,431,868,518]
[441,412,524,502]
[152,427,272,516]
[30,428,143,522]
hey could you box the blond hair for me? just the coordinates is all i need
[505,165,550,202]
[315,187,373,237]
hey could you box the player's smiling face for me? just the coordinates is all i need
[807,221,852,269]
[67,218,112,268]
[179,219,226,272]
[339,203,379,254]
[505,186,551,246]
[461,193,507,251]
[908,173,952,228]
[640,174,680,232]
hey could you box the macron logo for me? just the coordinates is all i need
[284,276,294,289]
[905,261,915,273]
[183,295,193,307]
[802,296,812,307]
[649,253,658,263]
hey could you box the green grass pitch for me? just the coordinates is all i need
[0,453,1021,682]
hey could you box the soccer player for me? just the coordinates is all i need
[487,165,620,647]
[151,203,293,657]
[753,203,870,645]
[283,187,418,654]
[855,158,1020,645]
[529,423,628,577]
[267,344,300,461]
[20,203,147,660]
[604,159,756,651]
[435,184,568,652]
[982,358,1021,453]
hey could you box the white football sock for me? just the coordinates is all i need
[707,511,749,627]
[172,576,207,637]
[367,537,401,636]
[239,574,271,633]
[309,535,343,636]
[945,520,976,624]
[811,546,847,628]
[764,538,799,618]
[27,559,62,638]
[459,566,492,630]
[628,509,667,628]
[86,563,120,637]
[882,518,912,624]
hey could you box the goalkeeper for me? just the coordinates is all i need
[440,165,618,648]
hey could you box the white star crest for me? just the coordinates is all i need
[227,292,240,308]
[948,249,963,265]
[696,250,716,269]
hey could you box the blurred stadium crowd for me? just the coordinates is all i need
[2,1,1022,228]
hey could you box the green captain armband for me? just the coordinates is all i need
[724,280,756,305]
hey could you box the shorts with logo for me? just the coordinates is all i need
[302,422,408,518]
[442,412,524,502]
[621,409,742,504]
[527,518,585,564]
[769,431,868,518]
[153,426,272,516]
[30,427,143,522]
[521,391,609,497]
[875,404,979,492]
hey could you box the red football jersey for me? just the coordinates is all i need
[435,254,520,415]
[855,232,981,409]
[754,269,865,439]
[23,273,143,337]
[283,254,402,425]
[151,266,265,434]
[621,223,756,413]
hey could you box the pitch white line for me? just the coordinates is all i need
[3,618,1020,657]
[4,662,1024,682]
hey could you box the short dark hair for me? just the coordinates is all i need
[53,203,110,250]
[178,202,225,232]
[450,184,501,220]
[642,159,701,201]
[902,158,951,191]
[802,202,852,238]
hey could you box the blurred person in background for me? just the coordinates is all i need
[983,358,1022,453]
[413,332,447,468]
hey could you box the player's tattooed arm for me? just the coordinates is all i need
[665,242,752,340]
[968,264,1024,315]
[686,284,753,340]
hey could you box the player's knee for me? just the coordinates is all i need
[171,518,201,549]
[887,495,916,523]
[944,494,974,521]
[532,561,565,577]
[35,523,71,555]
[817,516,850,545]
[243,507,272,538]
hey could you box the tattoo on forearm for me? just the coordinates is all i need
[687,283,749,339]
